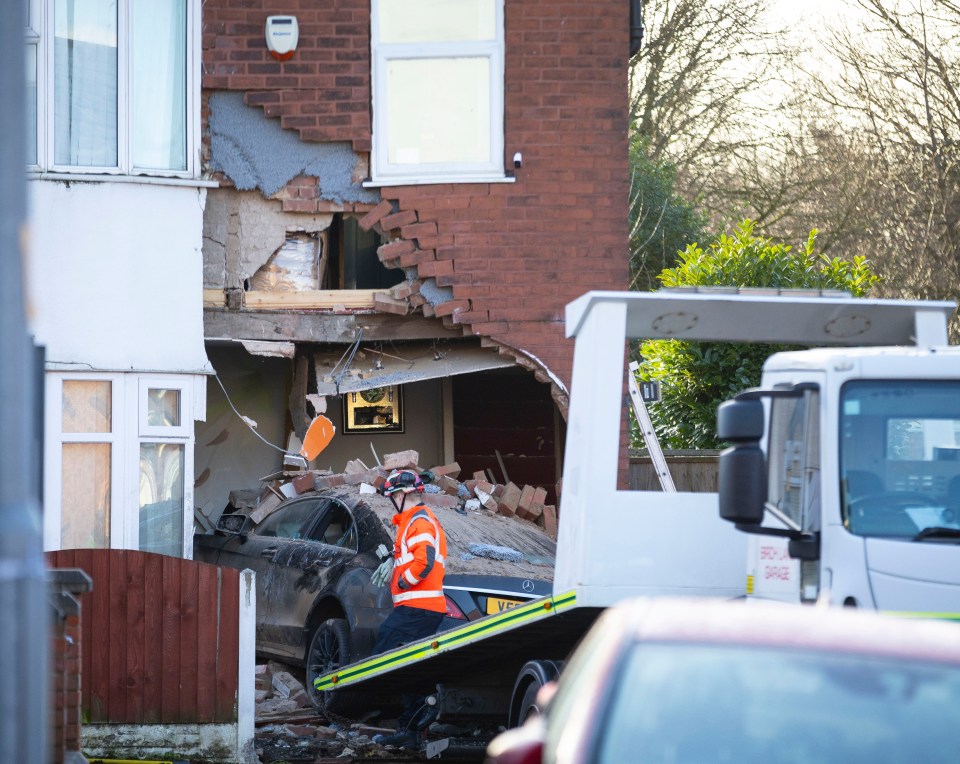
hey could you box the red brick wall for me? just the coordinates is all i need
[50,605,83,763]
[201,0,630,399]
[202,0,372,150]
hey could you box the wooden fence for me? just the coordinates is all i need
[628,449,721,493]
[46,549,240,725]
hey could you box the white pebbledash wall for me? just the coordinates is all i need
[27,179,212,375]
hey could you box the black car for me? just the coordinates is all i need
[194,484,555,709]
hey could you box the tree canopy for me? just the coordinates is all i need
[636,221,879,449]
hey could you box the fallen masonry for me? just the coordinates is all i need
[254,660,493,762]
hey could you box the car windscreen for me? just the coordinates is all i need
[596,642,960,764]
[257,498,326,539]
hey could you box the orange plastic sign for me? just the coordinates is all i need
[300,415,335,461]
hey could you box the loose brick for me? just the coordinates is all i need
[389,282,413,300]
[476,488,498,512]
[516,485,536,520]
[293,472,316,494]
[430,462,462,480]
[541,504,558,539]
[497,482,521,517]
[315,473,346,488]
[422,493,460,509]
[383,449,420,470]
[475,480,495,495]
[437,475,461,495]
[377,239,416,261]
[250,492,283,524]
[358,199,393,230]
[380,210,418,230]
[374,293,409,315]
[472,471,488,482]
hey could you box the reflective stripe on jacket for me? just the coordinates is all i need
[390,502,447,613]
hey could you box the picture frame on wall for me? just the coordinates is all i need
[343,385,404,434]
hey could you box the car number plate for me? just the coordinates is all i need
[486,596,524,615]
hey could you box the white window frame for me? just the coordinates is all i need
[44,372,197,557]
[369,0,507,185]
[29,0,200,179]
[26,0,42,171]
[139,377,190,438]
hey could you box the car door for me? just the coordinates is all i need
[251,496,359,660]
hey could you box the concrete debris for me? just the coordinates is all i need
[468,543,524,562]
[253,658,498,763]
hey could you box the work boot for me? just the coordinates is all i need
[372,728,419,750]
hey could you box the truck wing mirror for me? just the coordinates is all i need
[718,446,767,525]
[717,398,764,441]
[717,397,767,525]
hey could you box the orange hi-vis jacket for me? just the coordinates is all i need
[390,502,447,613]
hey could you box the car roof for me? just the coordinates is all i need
[607,597,960,664]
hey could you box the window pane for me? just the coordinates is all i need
[139,443,184,556]
[61,443,110,547]
[54,0,118,167]
[386,58,490,165]
[132,0,186,170]
[147,388,181,427]
[63,380,111,433]
[379,0,495,43]
[26,45,37,165]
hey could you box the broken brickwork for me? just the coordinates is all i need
[200,0,630,401]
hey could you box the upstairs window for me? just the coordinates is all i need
[29,0,193,176]
[371,0,504,184]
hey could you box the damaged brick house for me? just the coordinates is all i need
[196,0,632,520]
[27,0,633,558]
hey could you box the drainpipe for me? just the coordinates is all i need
[0,0,49,760]
[630,0,645,57]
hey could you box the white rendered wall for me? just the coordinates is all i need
[26,180,212,374]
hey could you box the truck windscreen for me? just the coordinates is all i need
[840,380,960,538]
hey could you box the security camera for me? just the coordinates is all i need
[513,152,523,169]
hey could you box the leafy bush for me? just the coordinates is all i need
[636,220,879,449]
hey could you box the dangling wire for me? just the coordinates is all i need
[331,327,364,394]
[213,373,286,453]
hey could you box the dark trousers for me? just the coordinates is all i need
[373,605,445,731]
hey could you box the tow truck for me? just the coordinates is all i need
[313,289,960,747]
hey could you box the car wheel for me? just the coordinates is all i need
[305,618,355,713]
[518,680,544,723]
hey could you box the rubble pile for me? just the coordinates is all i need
[254,661,491,762]
[254,660,395,761]
[237,449,560,540]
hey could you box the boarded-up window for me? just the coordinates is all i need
[61,442,111,548]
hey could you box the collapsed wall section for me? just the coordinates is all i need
[201,0,630,405]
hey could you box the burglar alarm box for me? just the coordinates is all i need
[265,16,298,60]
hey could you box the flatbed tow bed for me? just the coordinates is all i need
[314,590,599,699]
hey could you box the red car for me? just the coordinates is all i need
[486,597,960,764]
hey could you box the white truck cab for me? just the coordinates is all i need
[563,288,960,618]
[721,344,960,616]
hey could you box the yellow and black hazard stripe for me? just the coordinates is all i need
[314,590,578,692]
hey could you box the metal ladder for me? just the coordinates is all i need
[627,361,676,492]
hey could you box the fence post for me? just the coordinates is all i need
[237,569,257,763]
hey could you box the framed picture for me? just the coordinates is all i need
[343,385,404,434]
